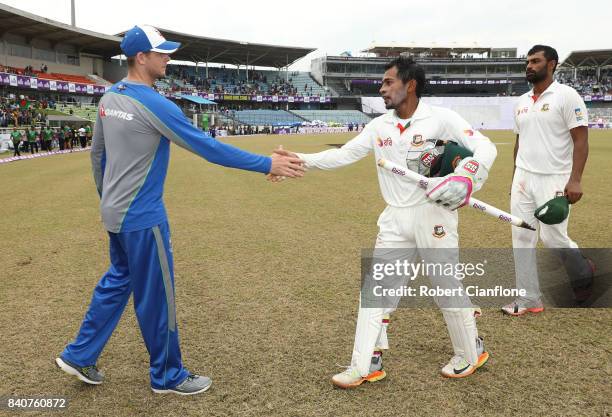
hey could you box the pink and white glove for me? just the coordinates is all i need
[426,175,473,210]
[426,158,488,210]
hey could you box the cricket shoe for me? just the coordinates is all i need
[152,374,212,395]
[441,337,489,378]
[55,356,104,385]
[501,299,544,316]
[331,355,386,389]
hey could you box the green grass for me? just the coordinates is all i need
[45,109,70,116]
[0,130,610,417]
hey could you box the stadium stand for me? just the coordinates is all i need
[34,72,94,84]
[313,47,529,97]
[0,65,98,85]
[214,112,240,127]
[0,95,49,127]
[154,79,172,91]
[160,66,326,98]
[587,107,612,125]
[557,49,612,97]
[325,78,352,96]
[233,109,304,125]
[292,110,371,124]
[87,74,112,86]
[557,73,612,95]
[1,4,611,137]
[287,71,327,96]
[55,103,98,122]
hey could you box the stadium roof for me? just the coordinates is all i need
[180,94,216,105]
[0,3,122,57]
[115,28,315,68]
[362,43,491,57]
[561,49,612,68]
[0,4,315,67]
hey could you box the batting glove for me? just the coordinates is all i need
[426,158,488,210]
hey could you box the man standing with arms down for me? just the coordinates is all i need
[85,123,93,146]
[78,125,87,148]
[274,57,497,387]
[55,25,304,395]
[64,125,73,150]
[25,126,38,154]
[503,45,594,316]
[42,125,53,151]
[10,128,22,157]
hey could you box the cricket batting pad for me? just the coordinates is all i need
[375,314,390,350]
[351,306,385,376]
[441,308,479,365]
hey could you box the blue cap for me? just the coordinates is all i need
[120,25,181,57]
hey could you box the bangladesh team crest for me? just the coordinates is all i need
[433,225,446,238]
[412,134,424,146]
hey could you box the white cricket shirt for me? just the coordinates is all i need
[297,101,497,208]
[514,81,588,174]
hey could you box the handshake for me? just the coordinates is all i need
[267,145,304,182]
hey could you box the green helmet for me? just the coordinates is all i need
[430,141,474,177]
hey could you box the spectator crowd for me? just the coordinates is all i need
[557,69,612,96]
[0,95,54,127]
[0,63,48,76]
[8,123,93,157]
[159,66,319,97]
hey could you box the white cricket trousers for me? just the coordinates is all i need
[511,167,588,303]
[350,204,478,376]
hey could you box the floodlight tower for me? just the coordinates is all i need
[70,0,76,26]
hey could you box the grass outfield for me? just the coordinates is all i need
[0,130,610,417]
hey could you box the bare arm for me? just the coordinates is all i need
[512,134,519,180]
[271,124,374,175]
[565,126,588,204]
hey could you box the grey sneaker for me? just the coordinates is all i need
[55,356,104,385]
[152,374,212,395]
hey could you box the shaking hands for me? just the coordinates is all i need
[267,145,304,182]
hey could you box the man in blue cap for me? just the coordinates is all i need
[55,25,304,395]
